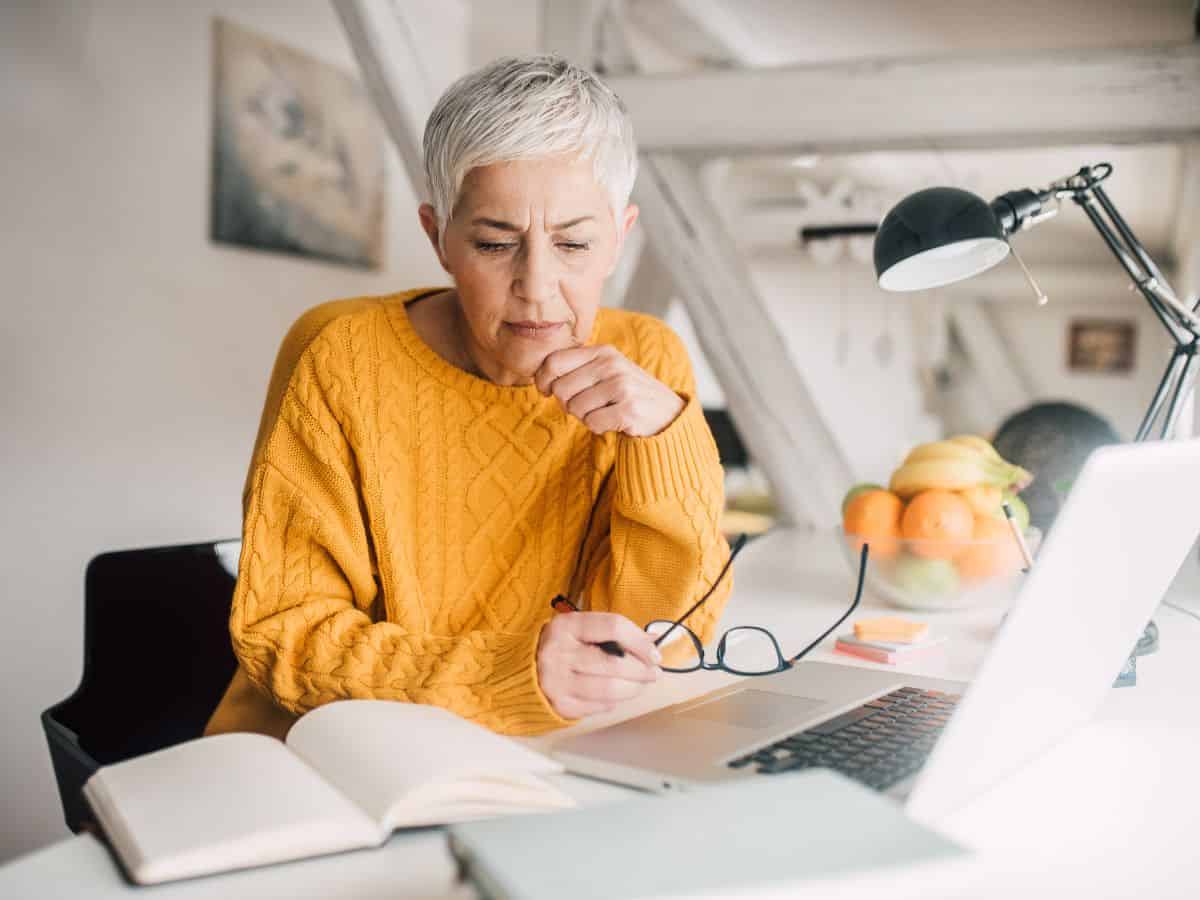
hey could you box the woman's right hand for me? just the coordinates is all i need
[536,612,662,720]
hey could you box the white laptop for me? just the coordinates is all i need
[554,438,1200,822]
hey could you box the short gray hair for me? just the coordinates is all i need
[422,55,638,238]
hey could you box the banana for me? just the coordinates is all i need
[903,440,1003,471]
[898,437,1034,495]
[960,483,1004,518]
[947,434,1006,466]
[889,458,1002,498]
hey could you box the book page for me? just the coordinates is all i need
[286,701,571,828]
[83,732,381,884]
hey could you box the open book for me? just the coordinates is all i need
[82,700,575,885]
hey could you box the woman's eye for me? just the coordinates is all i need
[559,242,589,252]
[474,242,514,254]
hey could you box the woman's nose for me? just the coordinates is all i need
[513,239,558,303]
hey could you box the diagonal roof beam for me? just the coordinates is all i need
[334,0,443,200]
[635,153,854,526]
[607,44,1200,155]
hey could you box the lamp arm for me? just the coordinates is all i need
[991,163,1200,342]
[1070,184,1200,343]
[1073,193,1196,346]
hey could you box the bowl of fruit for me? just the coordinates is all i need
[840,435,1041,611]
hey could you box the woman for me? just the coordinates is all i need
[205,55,732,739]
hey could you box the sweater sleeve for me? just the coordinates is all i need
[581,320,733,650]
[230,329,569,736]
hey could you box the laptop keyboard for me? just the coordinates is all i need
[726,687,962,791]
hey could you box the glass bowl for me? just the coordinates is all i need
[838,526,1042,611]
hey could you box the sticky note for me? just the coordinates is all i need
[853,616,928,644]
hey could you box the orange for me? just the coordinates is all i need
[958,484,1002,519]
[843,489,903,559]
[900,490,974,559]
[956,515,1024,581]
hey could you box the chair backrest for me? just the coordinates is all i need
[43,540,240,831]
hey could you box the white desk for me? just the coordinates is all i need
[5,528,1200,899]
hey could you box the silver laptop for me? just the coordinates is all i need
[554,438,1200,822]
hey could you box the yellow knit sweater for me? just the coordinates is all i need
[205,288,732,739]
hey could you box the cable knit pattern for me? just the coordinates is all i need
[204,288,732,739]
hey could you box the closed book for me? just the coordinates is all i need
[447,769,964,900]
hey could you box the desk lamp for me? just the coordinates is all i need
[873,163,1200,662]
[873,163,1200,441]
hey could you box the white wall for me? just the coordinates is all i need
[748,259,940,483]
[0,0,462,862]
[987,299,1177,440]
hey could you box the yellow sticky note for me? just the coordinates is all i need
[853,616,928,644]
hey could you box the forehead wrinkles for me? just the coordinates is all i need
[457,160,609,228]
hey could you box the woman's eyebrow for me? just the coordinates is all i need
[471,216,595,231]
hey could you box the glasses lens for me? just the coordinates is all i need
[719,627,785,675]
[645,620,703,672]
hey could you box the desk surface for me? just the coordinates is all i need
[5,528,1200,899]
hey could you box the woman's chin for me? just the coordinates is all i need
[497,340,572,381]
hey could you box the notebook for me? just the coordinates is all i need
[82,700,574,885]
[447,769,963,900]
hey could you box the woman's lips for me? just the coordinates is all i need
[505,321,567,340]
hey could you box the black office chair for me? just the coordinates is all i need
[42,540,240,832]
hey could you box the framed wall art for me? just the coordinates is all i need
[211,18,385,269]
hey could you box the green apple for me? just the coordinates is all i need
[1001,492,1030,532]
[892,554,960,598]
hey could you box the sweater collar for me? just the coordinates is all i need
[388,288,596,409]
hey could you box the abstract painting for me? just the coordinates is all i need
[211,18,385,269]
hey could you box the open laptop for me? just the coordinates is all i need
[554,438,1200,822]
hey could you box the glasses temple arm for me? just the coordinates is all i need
[786,543,870,665]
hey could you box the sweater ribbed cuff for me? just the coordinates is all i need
[615,394,722,510]
[486,625,576,735]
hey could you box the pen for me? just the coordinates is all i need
[1001,502,1036,573]
[550,595,626,657]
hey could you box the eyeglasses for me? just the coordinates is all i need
[646,535,870,676]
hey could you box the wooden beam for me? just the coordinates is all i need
[605,44,1200,155]
[634,153,854,527]
[334,0,440,200]
[945,300,1034,426]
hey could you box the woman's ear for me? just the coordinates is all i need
[608,204,641,275]
[620,203,640,242]
[418,203,452,274]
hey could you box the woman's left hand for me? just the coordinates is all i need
[535,345,685,437]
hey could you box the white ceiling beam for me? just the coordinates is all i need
[605,44,1200,155]
[334,0,442,200]
[634,153,854,527]
[617,235,674,317]
[946,300,1034,426]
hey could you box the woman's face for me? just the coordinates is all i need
[419,154,638,385]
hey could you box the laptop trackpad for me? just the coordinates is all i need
[675,690,827,731]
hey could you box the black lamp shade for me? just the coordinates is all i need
[874,187,1010,292]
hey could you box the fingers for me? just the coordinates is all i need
[564,378,624,422]
[546,360,614,409]
[567,672,650,704]
[570,644,660,683]
[536,613,663,720]
[581,403,627,436]
[551,696,617,720]
[534,345,609,395]
[563,612,662,668]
